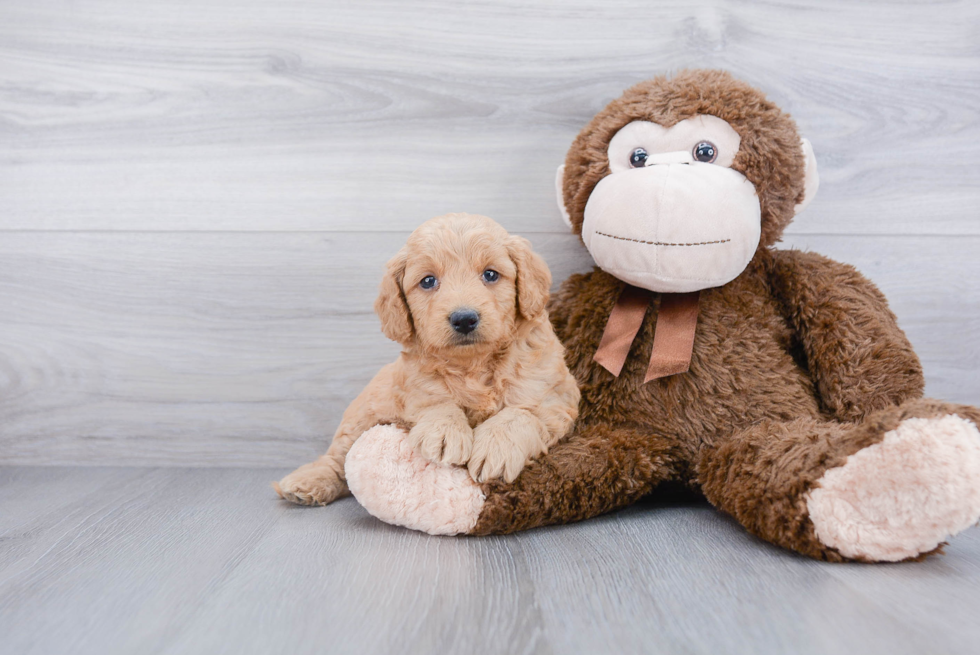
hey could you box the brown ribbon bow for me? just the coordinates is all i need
[593,286,700,383]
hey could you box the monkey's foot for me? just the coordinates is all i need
[807,415,980,561]
[345,424,485,535]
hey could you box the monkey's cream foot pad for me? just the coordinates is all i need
[346,424,485,535]
[807,415,980,562]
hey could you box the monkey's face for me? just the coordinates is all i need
[557,71,820,294]
[581,115,761,293]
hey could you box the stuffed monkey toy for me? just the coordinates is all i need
[343,69,980,562]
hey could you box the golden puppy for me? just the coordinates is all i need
[275,213,580,506]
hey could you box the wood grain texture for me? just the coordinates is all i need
[0,0,978,465]
[1,466,979,655]
[1,0,978,234]
[0,232,976,466]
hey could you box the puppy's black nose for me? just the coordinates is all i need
[449,309,480,335]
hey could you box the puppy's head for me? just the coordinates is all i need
[375,213,551,355]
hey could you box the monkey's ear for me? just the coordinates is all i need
[374,248,414,345]
[507,235,552,321]
[554,164,573,229]
[794,138,820,216]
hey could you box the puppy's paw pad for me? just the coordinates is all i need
[808,414,980,561]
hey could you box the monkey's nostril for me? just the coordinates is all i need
[449,309,480,335]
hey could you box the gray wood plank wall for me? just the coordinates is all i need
[2,0,978,466]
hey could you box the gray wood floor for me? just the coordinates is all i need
[2,466,979,655]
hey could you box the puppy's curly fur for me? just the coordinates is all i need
[275,213,580,505]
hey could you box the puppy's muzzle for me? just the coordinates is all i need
[449,309,480,336]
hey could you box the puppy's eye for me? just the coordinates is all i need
[629,147,648,168]
[482,269,499,283]
[693,141,717,163]
[419,275,438,290]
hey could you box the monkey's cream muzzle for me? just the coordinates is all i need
[581,153,762,294]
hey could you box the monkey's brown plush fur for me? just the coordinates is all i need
[474,261,978,559]
[344,70,980,561]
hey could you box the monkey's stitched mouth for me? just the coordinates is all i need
[595,231,731,247]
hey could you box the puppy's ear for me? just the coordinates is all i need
[507,235,551,320]
[374,248,414,345]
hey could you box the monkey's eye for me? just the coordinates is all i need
[482,269,500,283]
[419,275,438,290]
[628,147,648,168]
[693,141,717,163]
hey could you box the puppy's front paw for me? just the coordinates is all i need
[274,463,348,506]
[468,412,547,483]
[408,416,473,466]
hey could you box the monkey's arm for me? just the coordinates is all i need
[769,249,924,422]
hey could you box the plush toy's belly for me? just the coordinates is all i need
[559,270,821,450]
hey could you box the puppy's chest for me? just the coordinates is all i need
[446,377,504,425]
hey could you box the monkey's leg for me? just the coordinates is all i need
[345,423,685,536]
[698,399,980,562]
